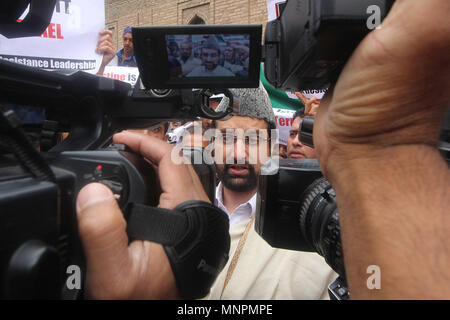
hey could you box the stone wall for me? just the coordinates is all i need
[104,0,268,49]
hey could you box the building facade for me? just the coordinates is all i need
[105,0,269,49]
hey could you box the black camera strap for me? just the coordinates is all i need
[126,203,188,245]
[125,200,230,299]
[0,105,55,182]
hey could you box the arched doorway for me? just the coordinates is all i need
[189,15,205,24]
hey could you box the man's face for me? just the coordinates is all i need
[169,42,178,55]
[239,47,249,61]
[147,124,166,141]
[171,121,182,129]
[123,33,133,56]
[214,116,270,192]
[224,47,233,60]
[244,58,249,71]
[180,43,192,60]
[201,48,220,71]
[287,116,316,159]
[201,99,221,129]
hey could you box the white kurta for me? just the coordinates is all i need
[207,218,338,300]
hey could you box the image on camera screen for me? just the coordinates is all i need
[165,33,250,79]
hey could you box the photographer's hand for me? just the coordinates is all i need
[76,131,209,299]
[314,0,450,299]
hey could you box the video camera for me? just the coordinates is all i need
[256,0,450,301]
[0,1,242,299]
[0,54,239,299]
[3,0,448,300]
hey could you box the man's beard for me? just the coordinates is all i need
[124,47,133,56]
[204,62,217,72]
[216,164,258,192]
[181,54,189,63]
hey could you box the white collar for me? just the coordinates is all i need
[215,182,257,226]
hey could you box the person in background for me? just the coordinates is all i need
[96,26,137,75]
[287,109,316,159]
[223,45,244,75]
[178,40,202,76]
[127,122,168,142]
[278,143,288,159]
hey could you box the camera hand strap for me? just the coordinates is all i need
[125,200,230,299]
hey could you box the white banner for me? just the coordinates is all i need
[286,89,327,100]
[273,108,295,145]
[266,0,287,21]
[102,66,140,86]
[0,0,105,74]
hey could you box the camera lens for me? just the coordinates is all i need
[299,177,345,279]
[150,89,172,97]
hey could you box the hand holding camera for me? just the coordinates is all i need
[313,0,450,298]
[76,131,210,299]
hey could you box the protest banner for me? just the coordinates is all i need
[0,0,105,74]
[273,108,296,146]
[266,0,287,21]
[103,66,140,86]
[286,90,327,100]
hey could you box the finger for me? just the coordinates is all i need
[306,103,320,117]
[295,91,308,105]
[96,44,115,55]
[96,35,113,48]
[186,164,210,203]
[312,104,319,116]
[98,29,113,37]
[76,183,130,287]
[113,131,201,207]
[113,131,173,164]
[96,37,114,53]
[305,100,311,113]
[99,33,113,42]
[157,146,205,205]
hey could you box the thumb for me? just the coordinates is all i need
[76,183,131,298]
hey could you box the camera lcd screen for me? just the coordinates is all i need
[165,34,250,79]
[133,25,261,89]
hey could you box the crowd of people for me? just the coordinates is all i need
[166,34,250,78]
[77,0,449,300]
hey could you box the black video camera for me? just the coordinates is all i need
[0,56,238,299]
[0,1,255,299]
[257,0,450,301]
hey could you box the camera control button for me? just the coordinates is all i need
[99,179,124,202]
